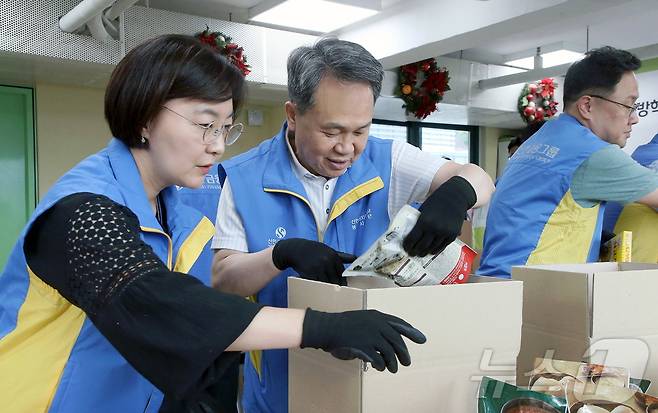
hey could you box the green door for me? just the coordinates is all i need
[0,85,36,271]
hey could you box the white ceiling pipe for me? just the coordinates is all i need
[101,13,119,38]
[104,0,140,21]
[59,0,116,33]
[87,14,112,42]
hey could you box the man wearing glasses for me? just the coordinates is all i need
[479,46,658,279]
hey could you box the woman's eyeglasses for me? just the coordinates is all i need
[161,105,243,145]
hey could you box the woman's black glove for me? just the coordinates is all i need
[272,238,356,285]
[403,176,476,257]
[300,309,427,373]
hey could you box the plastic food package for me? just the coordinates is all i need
[529,358,630,398]
[564,379,658,413]
[343,205,476,287]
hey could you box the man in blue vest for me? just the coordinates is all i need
[480,46,658,279]
[602,134,658,262]
[211,38,495,413]
[603,133,658,231]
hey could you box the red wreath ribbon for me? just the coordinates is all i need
[397,58,450,120]
[195,27,251,77]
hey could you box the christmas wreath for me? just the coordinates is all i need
[397,58,450,120]
[195,26,251,77]
[518,78,558,124]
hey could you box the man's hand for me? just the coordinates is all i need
[272,238,356,285]
[403,176,477,257]
[301,309,427,373]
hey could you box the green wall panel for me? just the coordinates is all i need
[0,85,36,270]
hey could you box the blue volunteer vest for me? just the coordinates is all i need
[219,124,393,413]
[178,164,222,221]
[0,138,215,413]
[603,133,658,232]
[606,134,658,262]
[479,114,610,278]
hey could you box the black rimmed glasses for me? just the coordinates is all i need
[161,106,243,145]
[589,94,637,118]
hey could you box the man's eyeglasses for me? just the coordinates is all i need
[589,94,637,118]
[161,106,243,145]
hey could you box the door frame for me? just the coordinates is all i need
[0,84,37,214]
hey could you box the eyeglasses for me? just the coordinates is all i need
[161,106,243,145]
[589,94,637,118]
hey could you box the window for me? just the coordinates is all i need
[421,127,470,164]
[369,123,407,143]
[371,119,478,164]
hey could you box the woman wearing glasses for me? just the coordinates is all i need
[0,35,425,413]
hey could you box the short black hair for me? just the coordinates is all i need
[563,46,641,107]
[508,120,546,152]
[105,34,245,147]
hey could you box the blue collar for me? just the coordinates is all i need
[261,123,384,203]
[106,138,186,233]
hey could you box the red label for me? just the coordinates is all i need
[439,245,476,285]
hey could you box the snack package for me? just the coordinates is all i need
[600,231,633,262]
[528,358,630,398]
[564,379,658,413]
[343,205,476,287]
[478,376,567,413]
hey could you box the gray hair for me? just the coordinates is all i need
[287,37,383,114]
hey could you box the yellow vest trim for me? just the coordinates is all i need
[173,217,215,274]
[0,267,86,412]
[140,226,173,270]
[527,190,600,265]
[614,203,658,263]
[328,177,384,224]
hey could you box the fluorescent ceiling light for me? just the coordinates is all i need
[506,49,584,70]
[250,0,379,33]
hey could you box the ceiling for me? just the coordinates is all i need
[4,0,658,128]
[442,0,658,66]
[138,0,658,75]
[138,0,404,25]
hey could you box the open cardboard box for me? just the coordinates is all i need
[288,275,523,412]
[513,262,658,395]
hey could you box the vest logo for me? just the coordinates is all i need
[517,143,560,164]
[202,173,221,190]
[268,227,287,247]
[351,209,373,230]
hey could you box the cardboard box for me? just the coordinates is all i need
[288,276,523,412]
[513,262,658,395]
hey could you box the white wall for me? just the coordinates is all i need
[35,83,111,198]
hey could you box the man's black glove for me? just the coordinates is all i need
[301,309,427,373]
[272,238,357,285]
[403,176,477,257]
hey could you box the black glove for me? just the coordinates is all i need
[403,176,477,257]
[272,238,357,285]
[300,309,427,373]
